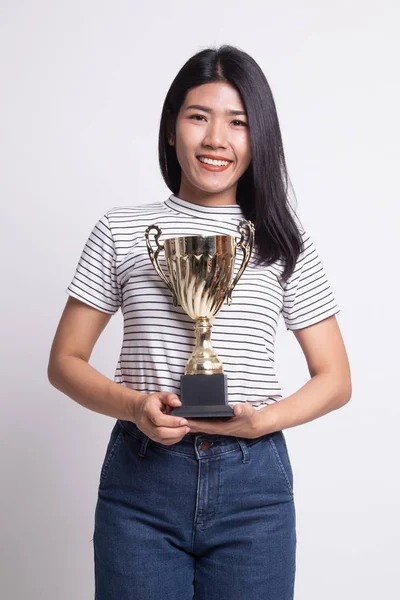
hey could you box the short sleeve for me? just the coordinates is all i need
[66,213,121,314]
[282,230,340,330]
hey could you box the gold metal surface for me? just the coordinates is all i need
[145,220,254,376]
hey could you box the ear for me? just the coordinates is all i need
[166,111,175,146]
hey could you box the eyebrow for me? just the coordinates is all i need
[185,104,247,117]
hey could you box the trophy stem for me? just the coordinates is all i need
[185,317,224,376]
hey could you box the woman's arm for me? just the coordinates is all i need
[47,297,144,420]
[256,315,352,435]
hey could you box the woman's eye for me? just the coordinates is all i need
[188,114,248,127]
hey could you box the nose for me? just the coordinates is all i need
[202,119,228,149]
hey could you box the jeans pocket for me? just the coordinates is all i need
[268,431,294,496]
[99,421,125,489]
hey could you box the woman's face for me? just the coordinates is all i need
[170,82,251,203]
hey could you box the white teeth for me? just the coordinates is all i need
[198,157,231,166]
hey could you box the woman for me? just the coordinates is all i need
[48,45,351,599]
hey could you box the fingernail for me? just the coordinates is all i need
[185,427,191,433]
[180,419,188,425]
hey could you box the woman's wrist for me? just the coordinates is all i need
[255,404,280,436]
[120,386,146,423]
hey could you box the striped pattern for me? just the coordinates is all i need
[66,194,340,410]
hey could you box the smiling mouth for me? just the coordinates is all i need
[196,156,233,166]
[196,156,234,172]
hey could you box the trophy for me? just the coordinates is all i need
[144,219,255,418]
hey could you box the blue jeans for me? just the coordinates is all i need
[93,419,296,599]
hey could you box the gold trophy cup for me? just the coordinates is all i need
[144,219,254,418]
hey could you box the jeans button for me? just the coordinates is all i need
[200,440,210,451]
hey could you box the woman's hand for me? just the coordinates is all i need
[132,392,191,445]
[185,403,262,439]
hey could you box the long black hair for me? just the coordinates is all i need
[158,44,303,283]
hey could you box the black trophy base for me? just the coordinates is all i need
[170,373,234,419]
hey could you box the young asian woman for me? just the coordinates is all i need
[48,44,351,600]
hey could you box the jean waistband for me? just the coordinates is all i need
[118,419,269,461]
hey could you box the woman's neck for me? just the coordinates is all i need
[177,185,238,207]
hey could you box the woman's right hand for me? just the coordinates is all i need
[132,392,191,445]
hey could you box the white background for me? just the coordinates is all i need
[1,1,399,598]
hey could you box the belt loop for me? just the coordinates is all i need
[138,435,150,458]
[236,438,250,463]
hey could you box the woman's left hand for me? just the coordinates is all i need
[184,403,262,439]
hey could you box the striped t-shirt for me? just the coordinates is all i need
[66,193,340,410]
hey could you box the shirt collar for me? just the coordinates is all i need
[164,194,244,220]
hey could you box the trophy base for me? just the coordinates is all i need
[170,374,235,419]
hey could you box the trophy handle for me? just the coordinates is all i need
[225,219,255,306]
[145,224,179,307]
